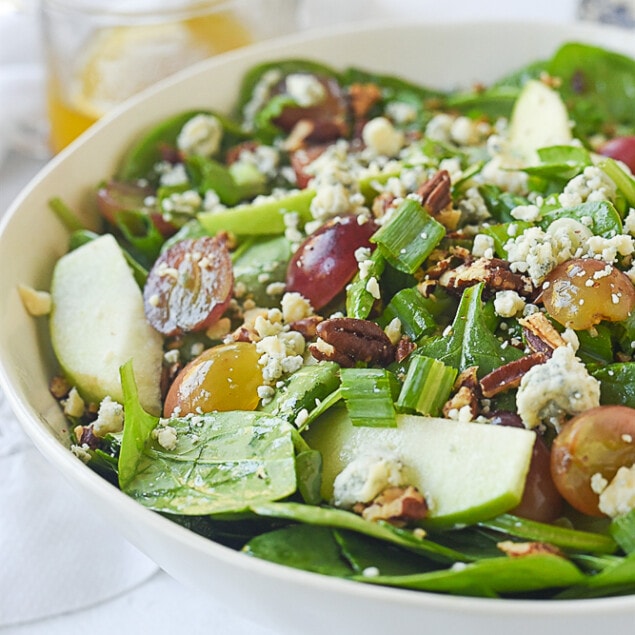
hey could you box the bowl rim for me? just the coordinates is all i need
[2,16,635,618]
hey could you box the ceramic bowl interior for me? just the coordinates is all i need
[1,19,635,635]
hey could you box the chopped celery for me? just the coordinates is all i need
[378,287,436,341]
[371,199,445,274]
[340,368,397,427]
[396,355,457,417]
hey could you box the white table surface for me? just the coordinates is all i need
[1,1,617,633]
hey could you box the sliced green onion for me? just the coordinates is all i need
[371,199,445,274]
[396,355,457,417]
[346,249,386,319]
[599,157,635,208]
[378,287,436,341]
[610,509,635,554]
[49,196,86,232]
[340,368,397,427]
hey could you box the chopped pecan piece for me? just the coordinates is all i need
[443,366,481,418]
[371,190,398,219]
[497,540,564,558]
[479,352,548,398]
[439,257,533,297]
[417,169,452,217]
[395,336,417,363]
[74,424,100,450]
[348,82,382,119]
[355,485,428,526]
[49,375,71,400]
[289,315,324,339]
[519,312,567,354]
[309,317,395,367]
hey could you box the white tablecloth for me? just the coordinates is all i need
[1,1,617,633]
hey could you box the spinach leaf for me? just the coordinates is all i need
[353,554,586,597]
[548,42,635,141]
[538,200,623,238]
[119,362,297,514]
[592,363,635,408]
[334,529,440,577]
[556,552,635,599]
[118,360,159,491]
[523,145,593,182]
[244,525,355,577]
[479,514,617,554]
[250,502,471,564]
[416,283,523,377]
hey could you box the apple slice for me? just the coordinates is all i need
[507,79,572,165]
[50,234,163,415]
[304,409,535,527]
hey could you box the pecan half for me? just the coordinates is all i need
[519,312,567,355]
[439,257,533,297]
[479,352,548,398]
[309,317,395,367]
[497,540,564,558]
[355,485,428,526]
[417,169,452,216]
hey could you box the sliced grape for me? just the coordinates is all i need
[286,215,377,310]
[143,235,233,336]
[163,342,263,416]
[551,405,635,517]
[541,258,635,330]
[489,412,563,523]
[599,135,635,173]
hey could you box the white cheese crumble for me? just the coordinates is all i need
[558,165,617,208]
[156,161,188,186]
[493,290,526,318]
[280,291,313,323]
[516,345,601,431]
[177,113,223,157]
[510,204,541,222]
[92,396,125,437]
[472,234,495,259]
[362,117,405,157]
[161,189,202,216]
[70,443,91,463]
[505,219,592,285]
[332,450,404,509]
[63,387,85,418]
[285,73,326,107]
[153,421,178,451]
[597,464,635,518]
[585,234,635,264]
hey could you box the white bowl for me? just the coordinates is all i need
[1,19,634,635]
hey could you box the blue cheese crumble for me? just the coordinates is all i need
[177,113,223,158]
[516,345,601,431]
[332,450,404,509]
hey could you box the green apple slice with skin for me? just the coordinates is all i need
[50,234,163,415]
[506,79,573,165]
[304,408,535,528]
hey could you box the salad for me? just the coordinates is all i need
[35,41,635,600]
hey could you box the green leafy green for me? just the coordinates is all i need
[119,362,297,514]
[417,283,524,376]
